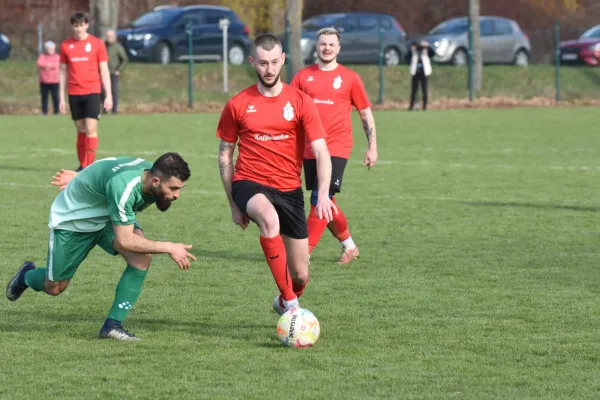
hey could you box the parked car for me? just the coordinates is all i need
[422,16,531,66]
[295,12,408,66]
[0,32,11,60]
[116,5,251,65]
[559,25,600,66]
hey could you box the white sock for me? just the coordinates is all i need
[283,297,299,309]
[341,236,356,250]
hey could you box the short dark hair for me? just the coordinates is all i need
[252,34,282,56]
[70,12,88,25]
[150,153,191,182]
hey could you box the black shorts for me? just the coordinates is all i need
[68,93,102,121]
[232,180,308,239]
[303,156,348,195]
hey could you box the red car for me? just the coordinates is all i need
[560,24,600,66]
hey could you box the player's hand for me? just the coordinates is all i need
[231,205,250,230]
[103,96,113,113]
[51,169,78,191]
[316,195,337,223]
[168,243,196,270]
[364,148,378,170]
[59,99,66,114]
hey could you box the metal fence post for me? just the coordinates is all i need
[220,18,230,93]
[555,20,560,103]
[378,19,384,105]
[37,23,43,55]
[186,23,193,109]
[468,17,474,102]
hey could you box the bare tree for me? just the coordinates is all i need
[469,0,482,91]
[90,0,120,39]
[286,0,304,77]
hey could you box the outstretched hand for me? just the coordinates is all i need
[169,243,196,270]
[51,169,78,191]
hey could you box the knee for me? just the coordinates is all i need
[258,209,280,237]
[127,253,152,270]
[289,262,309,284]
[44,280,67,296]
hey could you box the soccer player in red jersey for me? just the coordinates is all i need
[216,34,337,315]
[59,12,113,171]
[291,27,379,265]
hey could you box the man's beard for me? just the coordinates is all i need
[318,53,335,64]
[152,186,172,211]
[256,70,281,88]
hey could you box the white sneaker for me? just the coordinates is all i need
[272,295,300,316]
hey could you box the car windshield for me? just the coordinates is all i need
[132,9,182,27]
[302,14,346,30]
[581,26,600,39]
[429,18,468,35]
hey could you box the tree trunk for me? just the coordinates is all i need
[90,0,119,39]
[286,0,304,77]
[469,0,482,91]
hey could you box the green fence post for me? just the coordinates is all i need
[555,20,560,103]
[285,16,292,83]
[378,19,384,105]
[186,23,193,109]
[467,17,474,102]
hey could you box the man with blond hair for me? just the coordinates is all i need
[291,27,379,265]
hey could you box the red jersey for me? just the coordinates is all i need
[59,35,108,95]
[291,64,370,160]
[216,84,326,192]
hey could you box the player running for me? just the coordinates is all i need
[59,12,112,171]
[5,153,195,341]
[216,34,337,315]
[291,27,379,265]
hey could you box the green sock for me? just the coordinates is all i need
[24,268,47,292]
[107,265,148,322]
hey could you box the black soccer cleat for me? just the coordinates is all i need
[75,165,83,172]
[99,318,141,341]
[6,261,35,301]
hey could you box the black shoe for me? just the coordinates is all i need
[99,318,141,341]
[6,262,35,301]
[75,165,83,172]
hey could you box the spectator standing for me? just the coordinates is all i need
[37,41,60,115]
[409,40,435,111]
[104,29,128,114]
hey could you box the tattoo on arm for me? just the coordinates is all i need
[361,119,374,144]
[218,141,234,177]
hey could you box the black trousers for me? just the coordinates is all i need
[409,73,428,110]
[101,74,120,114]
[40,82,59,115]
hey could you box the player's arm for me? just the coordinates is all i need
[218,139,236,208]
[310,138,336,222]
[58,63,67,113]
[99,61,112,98]
[358,106,378,169]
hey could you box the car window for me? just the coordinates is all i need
[381,18,392,30]
[581,26,600,39]
[480,19,494,36]
[494,19,513,35]
[302,14,346,30]
[180,10,207,26]
[132,9,182,27]
[338,16,359,32]
[430,18,468,35]
[206,10,228,25]
[359,16,378,31]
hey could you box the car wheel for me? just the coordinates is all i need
[452,48,468,67]
[384,47,401,66]
[513,49,529,67]
[155,42,172,64]
[228,44,245,65]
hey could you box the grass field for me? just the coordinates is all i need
[1,108,600,399]
[2,61,600,114]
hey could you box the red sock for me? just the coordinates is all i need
[293,274,309,298]
[85,136,98,167]
[328,197,351,242]
[260,235,295,301]
[307,204,329,254]
[76,133,86,166]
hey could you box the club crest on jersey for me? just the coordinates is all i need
[283,102,294,121]
[85,42,91,52]
[333,75,342,90]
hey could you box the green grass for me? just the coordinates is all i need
[1,108,600,398]
[2,61,600,113]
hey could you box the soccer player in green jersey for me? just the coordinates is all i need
[5,153,195,341]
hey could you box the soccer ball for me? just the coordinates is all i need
[277,307,320,348]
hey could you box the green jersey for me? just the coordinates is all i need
[49,156,155,232]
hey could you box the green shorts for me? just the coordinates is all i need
[46,222,141,282]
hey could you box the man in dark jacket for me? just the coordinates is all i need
[104,29,128,114]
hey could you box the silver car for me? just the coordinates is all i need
[423,16,531,66]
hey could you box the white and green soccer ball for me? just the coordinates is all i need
[277,307,320,348]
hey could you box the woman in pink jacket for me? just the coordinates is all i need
[37,40,60,115]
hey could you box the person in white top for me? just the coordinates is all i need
[409,40,434,111]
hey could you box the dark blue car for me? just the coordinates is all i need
[0,32,11,60]
[117,5,251,65]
